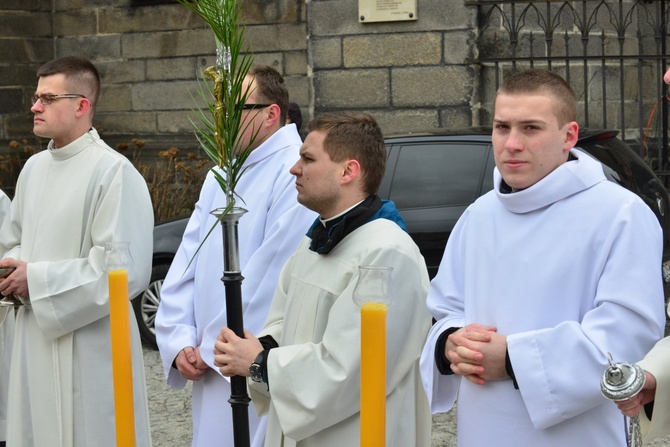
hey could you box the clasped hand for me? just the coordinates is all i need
[175,346,209,381]
[213,327,263,377]
[446,323,508,385]
[0,259,29,299]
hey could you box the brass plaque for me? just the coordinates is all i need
[359,0,417,23]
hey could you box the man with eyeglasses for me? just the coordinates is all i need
[155,65,316,447]
[0,56,154,446]
[213,112,432,447]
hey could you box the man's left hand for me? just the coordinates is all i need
[449,328,508,384]
[214,327,263,377]
[0,259,29,298]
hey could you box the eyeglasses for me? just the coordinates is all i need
[31,93,86,106]
[237,103,273,111]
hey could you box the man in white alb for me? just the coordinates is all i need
[0,56,154,446]
[155,65,316,447]
[213,112,432,446]
[420,69,665,446]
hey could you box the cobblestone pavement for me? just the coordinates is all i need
[143,344,457,446]
[143,346,192,445]
[142,345,670,447]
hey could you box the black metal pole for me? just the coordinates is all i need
[213,207,250,447]
[223,272,250,447]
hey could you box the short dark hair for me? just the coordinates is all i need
[497,69,577,126]
[287,102,303,132]
[37,56,101,110]
[307,112,386,196]
[248,65,289,125]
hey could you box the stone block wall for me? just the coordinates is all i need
[2,1,665,149]
[0,0,310,151]
[0,1,54,141]
[307,0,478,134]
[0,0,482,148]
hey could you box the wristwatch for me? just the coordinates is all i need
[249,351,265,383]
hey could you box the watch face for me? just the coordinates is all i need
[249,363,263,382]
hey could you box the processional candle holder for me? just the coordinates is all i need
[601,353,646,447]
[171,0,255,444]
[103,241,136,447]
[211,206,251,447]
[353,265,394,447]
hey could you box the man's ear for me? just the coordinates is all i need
[341,159,361,185]
[265,103,282,127]
[75,98,92,118]
[564,121,579,150]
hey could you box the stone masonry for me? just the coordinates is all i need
[0,0,477,150]
[0,1,665,154]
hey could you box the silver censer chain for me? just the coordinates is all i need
[600,353,646,447]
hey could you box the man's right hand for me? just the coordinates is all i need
[446,323,497,385]
[616,370,657,418]
[175,346,209,381]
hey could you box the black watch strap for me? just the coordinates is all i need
[249,350,267,383]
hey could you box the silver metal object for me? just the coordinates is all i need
[0,267,21,307]
[601,353,646,447]
[211,206,251,447]
[0,293,22,307]
[211,207,248,274]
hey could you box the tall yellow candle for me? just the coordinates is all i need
[360,301,387,447]
[108,269,136,447]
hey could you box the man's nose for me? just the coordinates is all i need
[504,129,524,152]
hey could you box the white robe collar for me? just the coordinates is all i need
[47,128,101,161]
[493,148,606,214]
[243,125,302,169]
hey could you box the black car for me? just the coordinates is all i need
[132,217,187,347]
[133,128,670,348]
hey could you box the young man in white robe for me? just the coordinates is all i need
[0,188,11,447]
[612,66,670,444]
[419,69,665,446]
[0,56,154,446]
[155,65,316,447]
[213,112,433,446]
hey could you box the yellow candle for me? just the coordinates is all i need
[360,301,387,447]
[108,269,136,447]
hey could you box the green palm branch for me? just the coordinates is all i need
[177,0,258,207]
[176,0,261,270]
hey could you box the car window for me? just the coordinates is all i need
[389,142,490,209]
[577,139,656,195]
[482,150,496,194]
